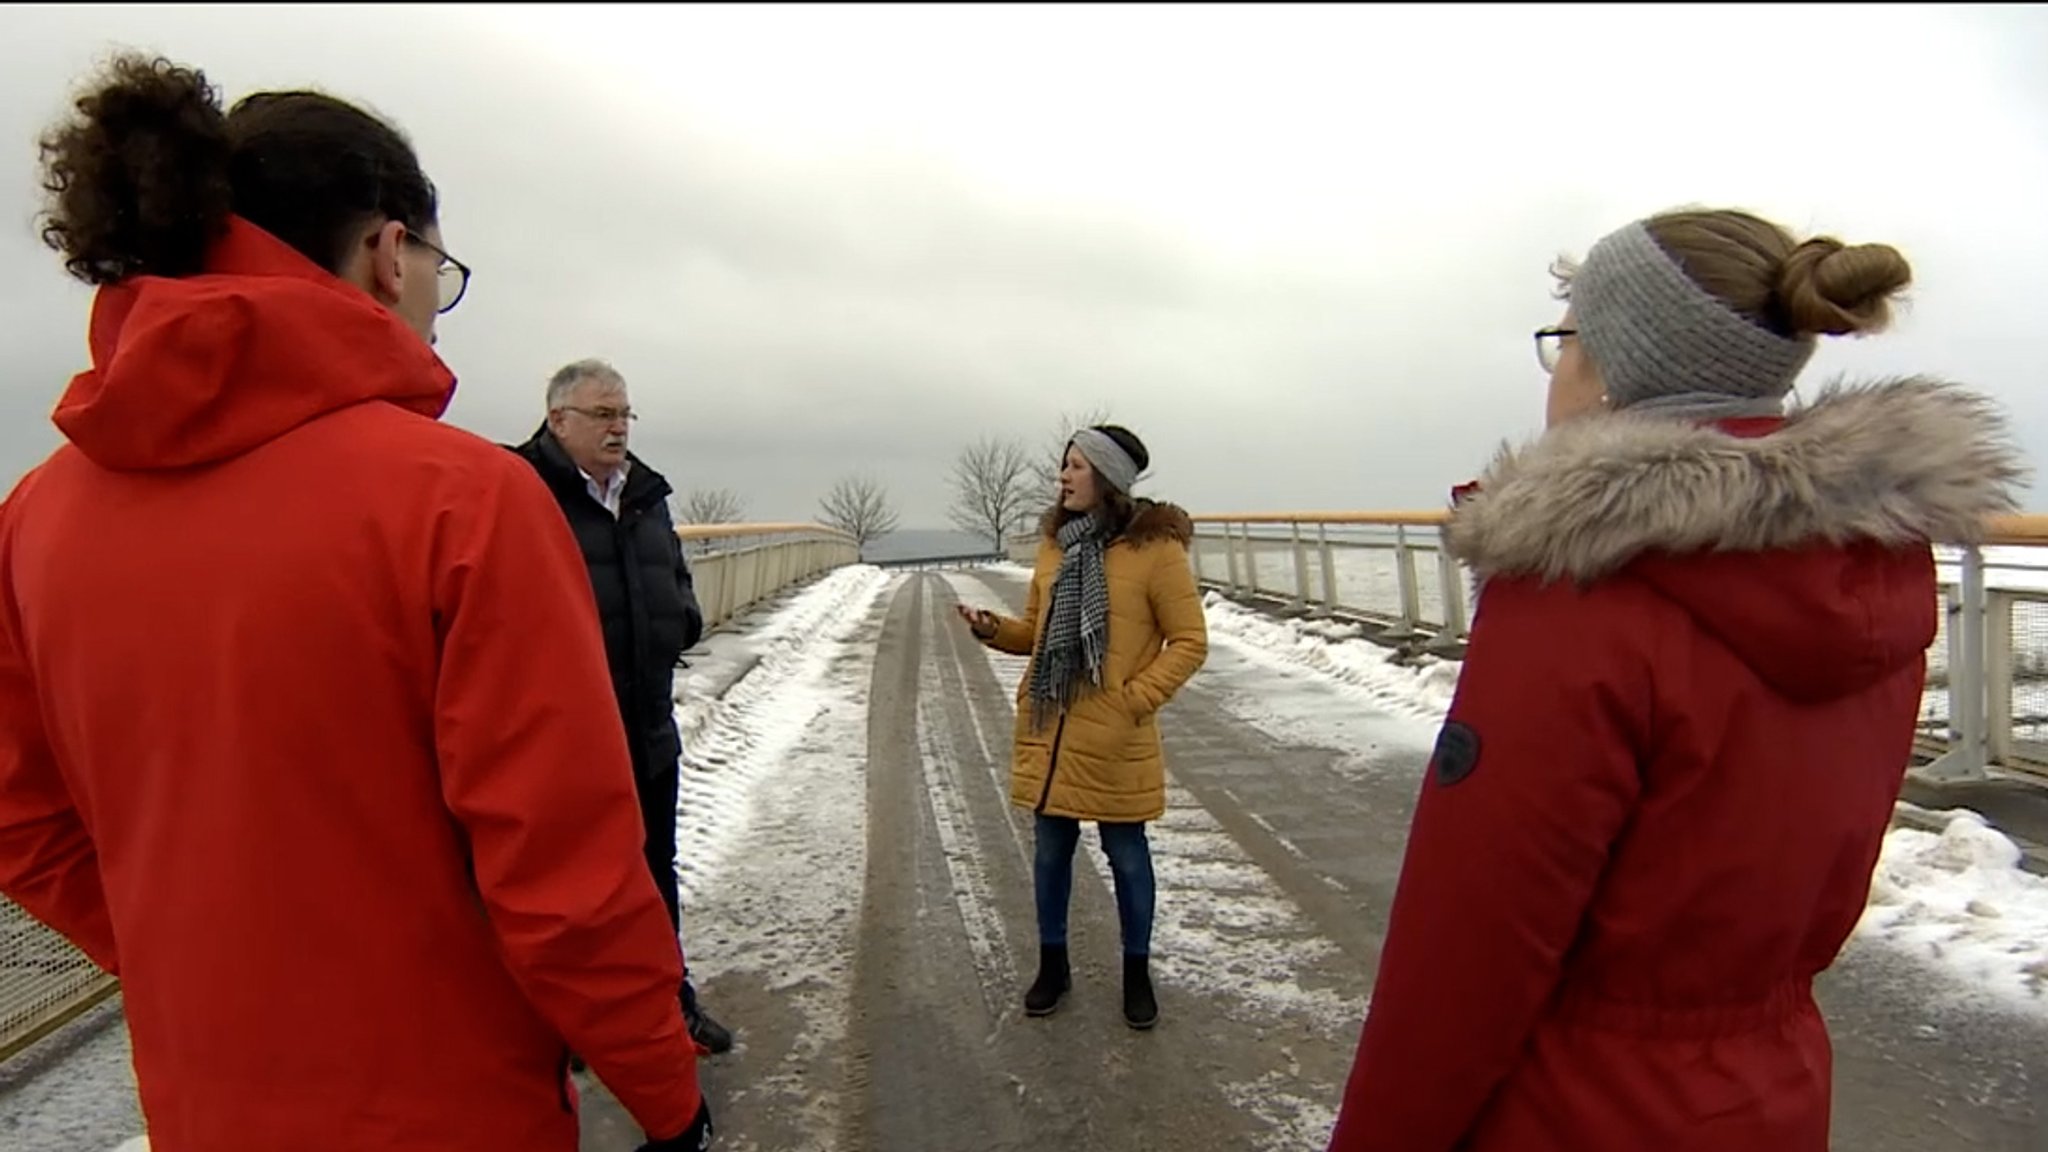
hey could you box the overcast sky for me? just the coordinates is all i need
[3,3,2045,526]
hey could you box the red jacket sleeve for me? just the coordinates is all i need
[0,493,118,973]
[1327,575,1648,1152]
[431,457,700,1140]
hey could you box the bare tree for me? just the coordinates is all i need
[1025,406,1114,504]
[674,487,746,524]
[817,473,901,552]
[947,436,1037,552]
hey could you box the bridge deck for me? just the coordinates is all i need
[3,567,2042,1151]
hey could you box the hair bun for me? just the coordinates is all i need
[1774,235,1913,338]
[38,53,234,285]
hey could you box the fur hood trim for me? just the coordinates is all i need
[1444,377,2027,583]
[1039,498,1194,548]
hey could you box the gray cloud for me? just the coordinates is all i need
[4,5,2047,529]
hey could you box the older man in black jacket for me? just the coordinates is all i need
[513,358,734,1056]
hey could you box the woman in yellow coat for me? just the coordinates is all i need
[958,424,1209,1028]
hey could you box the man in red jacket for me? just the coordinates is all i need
[0,55,710,1151]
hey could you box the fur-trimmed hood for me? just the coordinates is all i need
[1445,377,2026,584]
[1446,377,2026,702]
[1039,498,1194,548]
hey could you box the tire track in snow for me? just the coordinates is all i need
[912,643,1019,1022]
[672,565,898,908]
[619,564,897,1152]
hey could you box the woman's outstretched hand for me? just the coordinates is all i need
[954,603,998,640]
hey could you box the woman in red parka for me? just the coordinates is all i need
[1326,208,2025,1152]
[0,55,709,1151]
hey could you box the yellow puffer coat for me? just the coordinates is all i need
[984,500,1209,823]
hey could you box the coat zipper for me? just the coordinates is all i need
[1035,711,1069,814]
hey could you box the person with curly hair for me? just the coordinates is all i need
[0,54,711,1152]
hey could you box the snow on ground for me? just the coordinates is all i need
[1199,594,1460,721]
[672,564,894,906]
[664,564,896,1142]
[1857,811,2048,1017]
[1195,594,1457,764]
[0,994,137,1152]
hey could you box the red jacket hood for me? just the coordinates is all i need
[1443,383,2025,702]
[1629,540,1936,701]
[53,217,457,471]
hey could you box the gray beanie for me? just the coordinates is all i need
[1573,221,1816,420]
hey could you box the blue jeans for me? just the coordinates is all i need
[1034,814,1155,957]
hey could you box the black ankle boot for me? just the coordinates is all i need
[1123,954,1158,1030]
[1024,945,1071,1017]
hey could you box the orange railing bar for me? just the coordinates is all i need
[675,521,857,543]
[1190,510,2048,544]
[1983,514,2048,546]
[1188,510,1450,527]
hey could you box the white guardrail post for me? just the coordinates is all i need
[1288,522,1310,610]
[1918,544,1989,783]
[1316,525,1338,618]
[1382,526,1422,642]
[1986,589,2016,766]
[1426,540,1470,655]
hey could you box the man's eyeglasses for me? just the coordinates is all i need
[404,230,471,314]
[1534,326,1578,373]
[561,405,638,425]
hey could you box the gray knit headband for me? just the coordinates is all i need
[1573,221,1816,421]
[1069,427,1139,495]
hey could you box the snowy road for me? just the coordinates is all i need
[6,562,2046,1150]
[586,567,1397,1151]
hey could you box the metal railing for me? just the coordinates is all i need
[1180,510,2048,788]
[0,903,115,1062]
[1187,512,1472,658]
[677,522,862,631]
[1919,516,2048,786]
[0,521,860,1062]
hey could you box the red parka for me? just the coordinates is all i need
[1328,380,2021,1152]
[0,219,702,1150]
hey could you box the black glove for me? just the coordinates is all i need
[636,1097,713,1151]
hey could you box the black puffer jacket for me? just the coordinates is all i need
[512,426,705,776]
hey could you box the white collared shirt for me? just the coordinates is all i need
[581,460,630,518]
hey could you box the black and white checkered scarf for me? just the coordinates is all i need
[1027,512,1114,731]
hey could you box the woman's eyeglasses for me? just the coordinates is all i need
[1534,326,1578,373]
